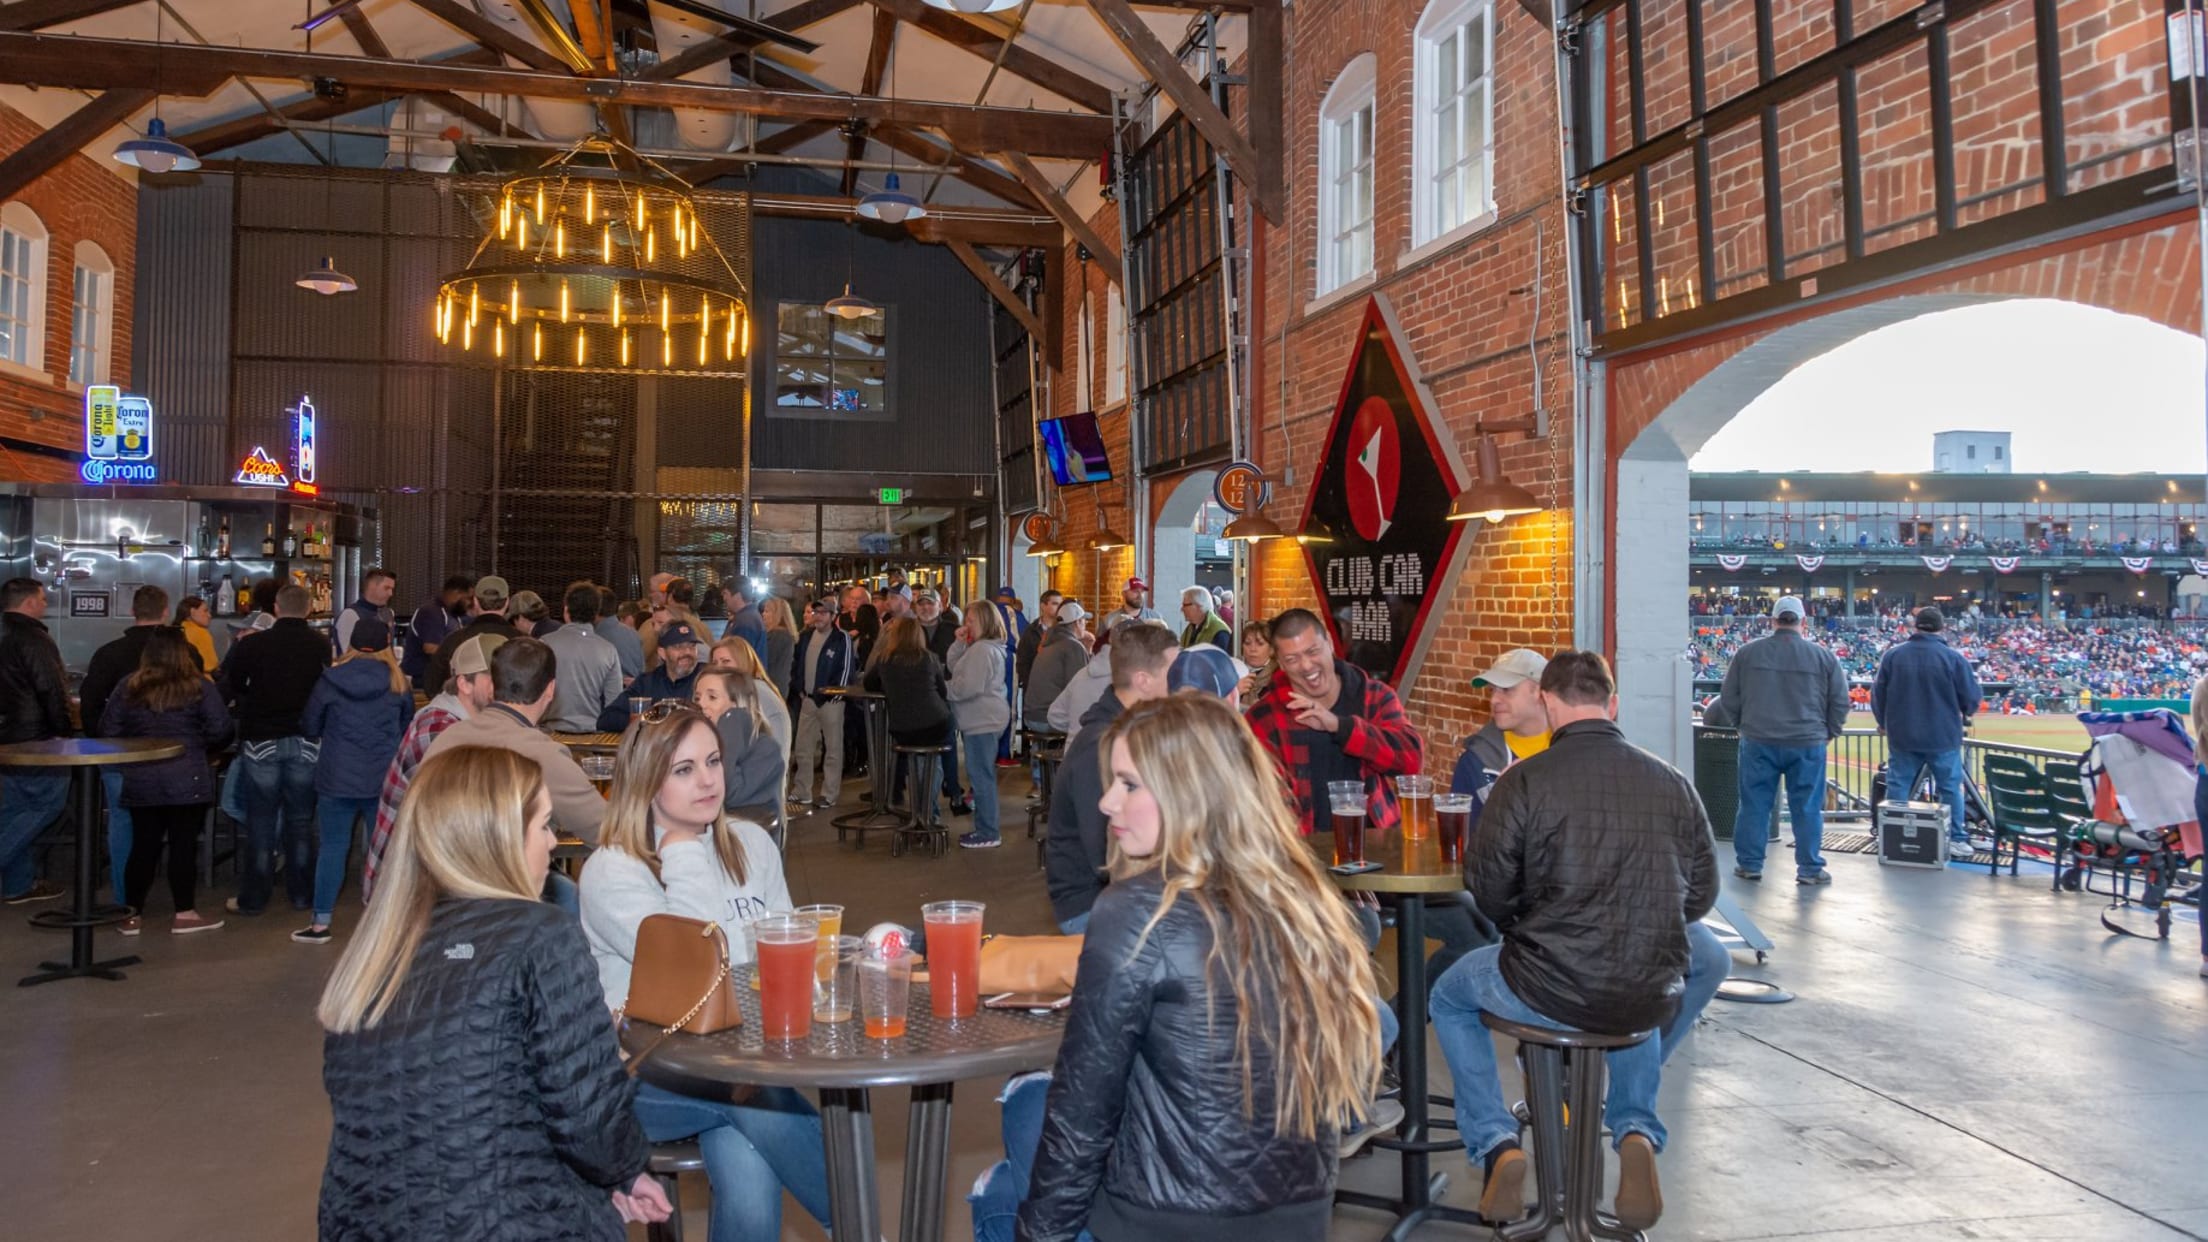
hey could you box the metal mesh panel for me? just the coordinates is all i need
[1125,110,1232,475]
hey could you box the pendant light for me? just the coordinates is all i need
[112,7,199,174]
[1445,423,1544,525]
[922,0,1022,12]
[1221,507,1287,543]
[825,281,877,320]
[292,5,357,296]
[856,173,925,225]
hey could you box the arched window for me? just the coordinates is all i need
[0,202,49,372]
[1316,54,1378,296]
[70,241,114,387]
[1413,0,1496,246]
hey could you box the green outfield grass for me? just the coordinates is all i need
[1821,711,2094,804]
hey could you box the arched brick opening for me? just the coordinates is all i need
[1603,213,2203,764]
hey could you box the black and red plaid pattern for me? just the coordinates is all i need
[1246,660,1425,834]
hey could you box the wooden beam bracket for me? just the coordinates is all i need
[948,239,1047,341]
[1082,0,1281,222]
[1002,150,1123,286]
[0,87,154,200]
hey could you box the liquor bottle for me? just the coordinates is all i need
[197,514,212,558]
[282,527,298,558]
[217,518,231,559]
[261,524,276,557]
[215,573,237,617]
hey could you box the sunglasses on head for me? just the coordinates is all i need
[639,699,704,725]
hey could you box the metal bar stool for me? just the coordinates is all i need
[892,742,955,858]
[645,1139,704,1242]
[1020,728,1065,840]
[1481,1013,1655,1242]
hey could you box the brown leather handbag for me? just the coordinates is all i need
[619,913,743,1073]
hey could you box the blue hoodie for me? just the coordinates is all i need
[303,658,417,799]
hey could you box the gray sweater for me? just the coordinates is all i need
[1716,627,1849,748]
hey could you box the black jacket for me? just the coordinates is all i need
[1472,718,1720,1036]
[1020,871,1339,1242]
[220,617,331,741]
[0,610,73,744]
[320,898,648,1241]
[863,652,951,738]
[80,625,204,739]
[1046,689,1123,924]
[99,681,233,807]
[424,613,521,697]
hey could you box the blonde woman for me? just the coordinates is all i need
[693,668,783,825]
[1010,694,1383,1242]
[2193,675,2208,976]
[318,746,668,1238]
[760,595,799,702]
[297,619,415,944]
[578,705,831,1242]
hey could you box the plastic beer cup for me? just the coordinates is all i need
[1328,780,1367,865]
[1396,775,1435,839]
[921,900,986,1019]
[859,948,914,1039]
[754,914,820,1041]
[1436,793,1473,865]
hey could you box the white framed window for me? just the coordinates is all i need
[69,241,113,387]
[1103,294,1127,406]
[1316,55,1378,296]
[0,202,49,374]
[1414,0,1496,246]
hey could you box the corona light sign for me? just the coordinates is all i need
[234,446,292,489]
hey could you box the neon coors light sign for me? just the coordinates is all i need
[235,396,318,493]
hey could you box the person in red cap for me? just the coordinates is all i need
[1098,576,1162,636]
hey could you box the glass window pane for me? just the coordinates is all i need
[1465,13,1488,85]
[777,302,829,356]
[1438,32,1458,102]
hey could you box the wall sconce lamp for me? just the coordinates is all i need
[1447,415,1546,525]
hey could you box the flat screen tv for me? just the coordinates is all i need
[1039,411,1113,486]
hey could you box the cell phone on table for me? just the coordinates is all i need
[984,992,1072,1012]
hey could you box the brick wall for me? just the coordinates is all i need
[0,102,137,484]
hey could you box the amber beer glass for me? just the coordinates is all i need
[1435,792,1473,866]
[1327,780,1368,866]
[1396,775,1435,839]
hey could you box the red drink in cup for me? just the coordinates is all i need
[1327,780,1367,866]
[921,901,986,1019]
[1435,793,1473,865]
[754,914,819,1041]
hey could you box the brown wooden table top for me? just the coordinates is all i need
[0,737,185,768]
[1309,829,1467,895]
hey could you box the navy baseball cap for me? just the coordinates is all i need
[1168,647,1237,699]
[994,586,1017,600]
[659,620,703,647]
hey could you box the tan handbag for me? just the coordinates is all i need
[620,914,743,1073]
[976,934,1083,997]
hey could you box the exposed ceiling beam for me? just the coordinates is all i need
[336,6,392,59]
[641,0,849,83]
[845,6,898,196]
[0,86,152,200]
[863,0,1113,115]
[0,31,1116,158]
[874,124,1036,210]
[946,239,1045,342]
[426,90,536,141]
[752,118,837,157]
[568,0,613,73]
[750,193,1059,247]
[1082,0,1279,221]
[0,0,138,32]
[174,86,405,155]
[506,0,595,74]
[326,13,535,144]
[402,0,572,74]
[1002,149,1121,285]
[1246,0,1283,219]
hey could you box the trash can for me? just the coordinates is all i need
[1695,726,1741,840]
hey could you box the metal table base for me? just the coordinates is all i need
[832,696,913,844]
[22,762,139,984]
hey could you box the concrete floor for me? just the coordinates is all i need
[3,779,2203,1241]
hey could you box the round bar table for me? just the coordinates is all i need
[1311,827,1487,1241]
[1,737,183,987]
[827,688,910,843]
[623,965,1064,1242]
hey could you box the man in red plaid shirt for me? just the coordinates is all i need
[360,633,506,901]
[1245,609,1425,833]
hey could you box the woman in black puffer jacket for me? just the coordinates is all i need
[316,746,668,1241]
[863,617,953,819]
[99,626,232,935]
[1014,695,1384,1242]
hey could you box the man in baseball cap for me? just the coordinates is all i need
[1717,592,1848,884]
[424,573,520,693]
[1452,648,1555,799]
[1098,576,1161,636]
[603,619,703,729]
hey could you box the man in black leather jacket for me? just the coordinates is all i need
[1428,651,1719,1231]
[0,578,73,903]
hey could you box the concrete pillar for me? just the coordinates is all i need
[2039,571,2054,618]
[1614,449,1691,769]
[1844,568,1856,617]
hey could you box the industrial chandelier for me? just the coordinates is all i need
[432,139,750,374]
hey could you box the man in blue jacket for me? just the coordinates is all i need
[1872,607,1983,850]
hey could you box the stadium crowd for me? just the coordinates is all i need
[1688,612,2208,702]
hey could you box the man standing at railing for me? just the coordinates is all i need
[1872,607,1983,853]
[1717,595,1850,886]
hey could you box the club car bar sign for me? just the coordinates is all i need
[235,396,320,494]
[1296,298,1468,687]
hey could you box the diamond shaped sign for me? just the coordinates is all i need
[1295,297,1468,688]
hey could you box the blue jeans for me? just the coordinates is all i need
[1055,911,1090,936]
[1430,944,1666,1163]
[963,732,1000,841]
[102,767,133,900]
[1734,739,1829,877]
[1887,748,1967,837]
[630,1081,830,1242]
[544,870,579,916]
[237,738,320,913]
[313,795,377,924]
[1668,922,1732,1064]
[0,769,69,898]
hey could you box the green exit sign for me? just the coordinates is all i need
[877,487,904,505]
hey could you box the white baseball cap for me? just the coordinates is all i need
[1774,595,1806,620]
[1057,600,1089,625]
[1472,648,1548,689]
